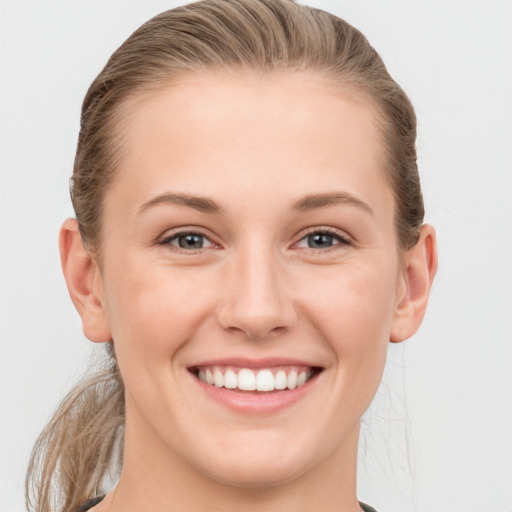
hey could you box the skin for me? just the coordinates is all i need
[60,71,437,512]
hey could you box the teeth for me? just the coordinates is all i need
[196,366,314,392]
[224,369,237,389]
[256,369,274,391]
[274,370,287,390]
[213,368,224,387]
[287,370,297,390]
[238,369,256,390]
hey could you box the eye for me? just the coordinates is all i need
[161,232,214,250]
[295,229,351,250]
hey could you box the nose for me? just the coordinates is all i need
[216,246,297,340]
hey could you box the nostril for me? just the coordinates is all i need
[226,322,289,341]
[217,300,297,340]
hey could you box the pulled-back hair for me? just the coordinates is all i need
[26,2,423,511]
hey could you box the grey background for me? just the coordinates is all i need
[1,1,511,511]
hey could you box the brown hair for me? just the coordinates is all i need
[26,1,424,511]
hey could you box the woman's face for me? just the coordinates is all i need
[96,71,406,486]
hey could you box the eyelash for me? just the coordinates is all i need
[158,227,352,253]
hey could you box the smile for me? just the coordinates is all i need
[192,365,320,392]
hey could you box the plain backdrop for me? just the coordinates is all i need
[1,1,511,511]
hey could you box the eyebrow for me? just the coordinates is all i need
[292,192,374,215]
[138,193,224,215]
[137,191,373,216]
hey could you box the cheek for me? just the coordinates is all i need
[102,257,215,362]
[101,260,219,421]
[307,260,398,385]
[308,259,398,337]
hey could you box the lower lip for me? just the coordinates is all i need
[191,372,320,415]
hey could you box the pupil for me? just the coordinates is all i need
[179,234,203,249]
[308,233,333,248]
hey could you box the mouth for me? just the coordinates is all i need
[188,364,323,394]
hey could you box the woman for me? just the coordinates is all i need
[26,1,437,511]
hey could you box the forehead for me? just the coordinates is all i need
[112,70,390,213]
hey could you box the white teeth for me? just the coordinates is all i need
[224,369,238,389]
[274,370,287,390]
[214,368,224,387]
[287,370,297,390]
[196,366,314,392]
[238,369,256,390]
[256,369,275,391]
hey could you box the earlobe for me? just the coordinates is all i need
[59,218,112,343]
[390,224,438,343]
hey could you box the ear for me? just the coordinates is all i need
[390,224,438,343]
[59,218,112,343]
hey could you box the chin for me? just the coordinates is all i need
[203,459,309,490]
[192,435,326,490]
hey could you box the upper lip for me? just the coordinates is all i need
[188,357,323,370]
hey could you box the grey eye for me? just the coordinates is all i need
[164,232,214,250]
[295,230,351,250]
[177,234,206,249]
[307,233,334,248]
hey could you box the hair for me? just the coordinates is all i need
[26,1,424,511]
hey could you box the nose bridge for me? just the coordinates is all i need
[218,238,296,338]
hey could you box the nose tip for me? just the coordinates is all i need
[225,315,286,340]
[220,309,290,340]
[216,257,297,340]
[218,288,297,340]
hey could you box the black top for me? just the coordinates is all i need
[77,495,378,512]
[76,496,105,512]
